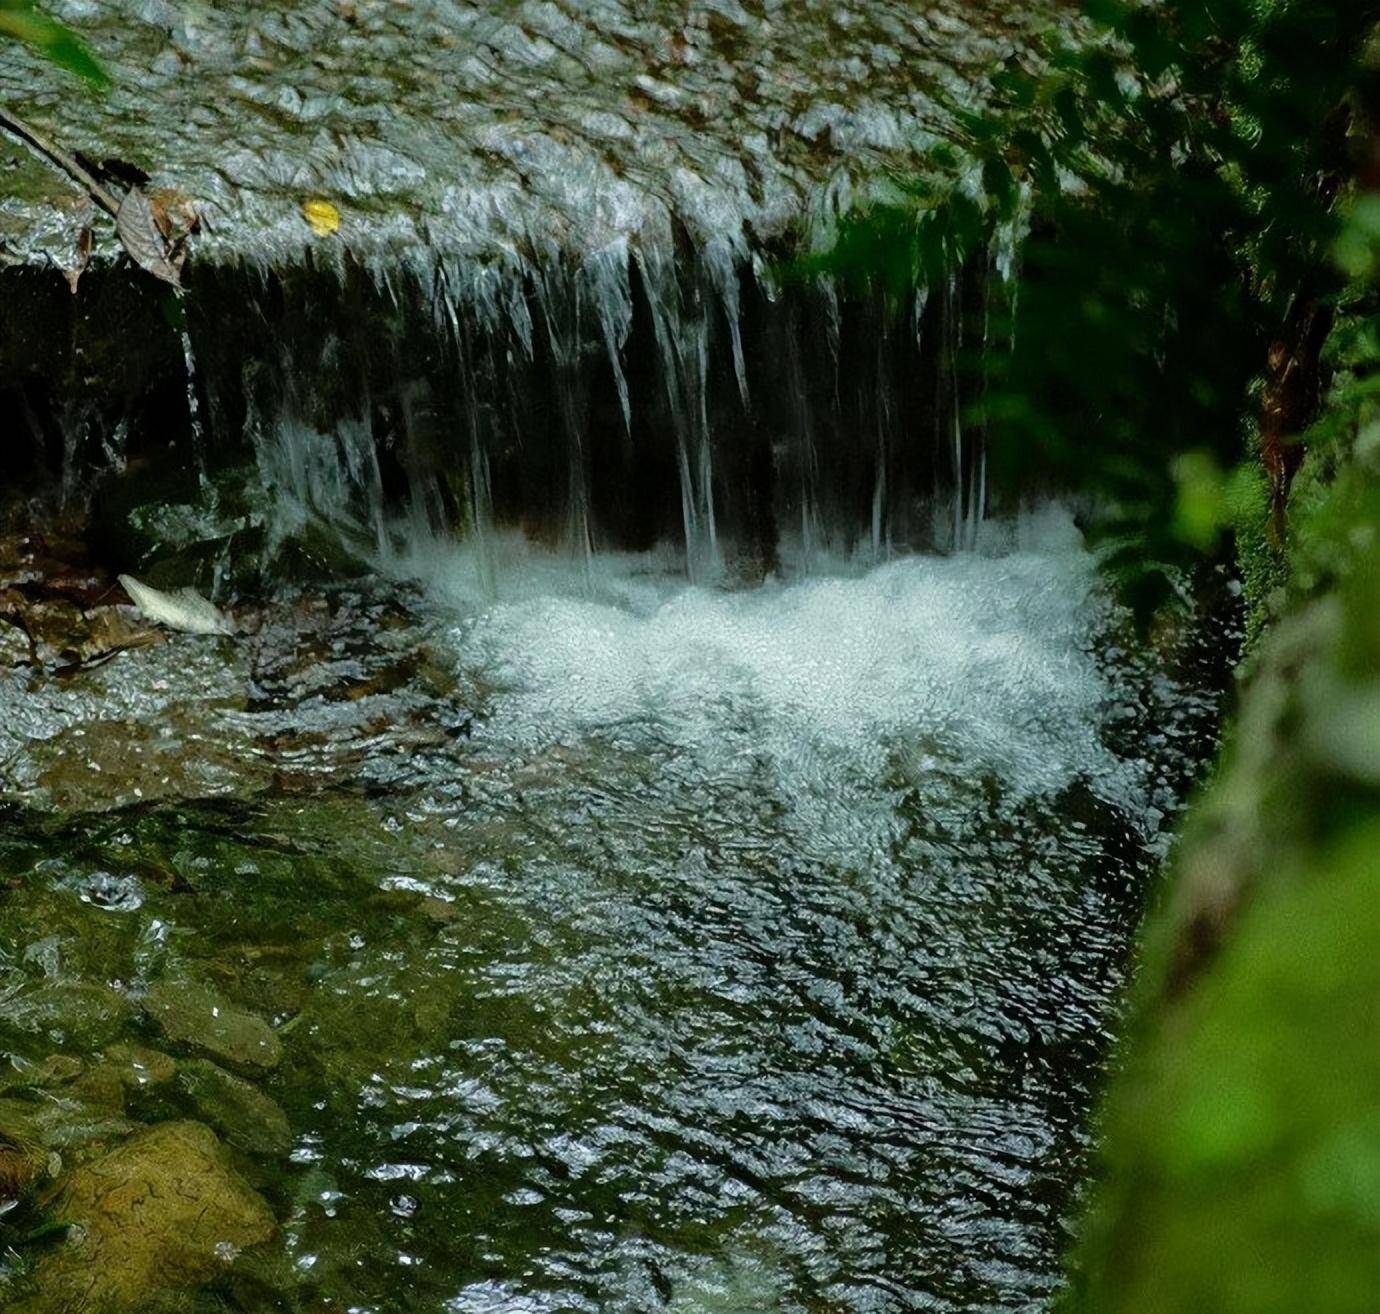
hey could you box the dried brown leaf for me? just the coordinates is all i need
[62,225,92,295]
[116,186,182,286]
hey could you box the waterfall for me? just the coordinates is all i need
[868,306,895,562]
[534,262,595,577]
[179,320,206,477]
[127,234,1031,591]
[640,247,723,585]
[587,242,635,439]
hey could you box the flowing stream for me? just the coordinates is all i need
[0,488,1220,1311]
[0,3,1224,1307]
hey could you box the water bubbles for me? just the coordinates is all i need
[367,1163,430,1182]
[60,870,146,913]
[39,855,146,910]
[438,508,1153,859]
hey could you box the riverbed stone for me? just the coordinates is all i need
[0,1093,135,1167]
[0,1053,84,1091]
[18,1120,274,1314]
[0,617,30,665]
[69,1060,127,1113]
[0,1111,52,1204]
[103,1042,177,1090]
[0,980,135,1049]
[176,1058,291,1156]
[144,980,282,1071]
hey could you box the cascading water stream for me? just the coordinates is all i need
[535,262,596,578]
[641,249,724,584]
[0,205,1241,1314]
[0,3,1237,1305]
[179,325,206,474]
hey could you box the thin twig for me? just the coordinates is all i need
[0,101,120,217]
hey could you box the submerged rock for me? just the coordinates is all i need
[0,981,135,1049]
[0,1117,51,1205]
[0,1092,135,1166]
[68,1060,127,1114]
[175,1058,290,1156]
[18,1120,274,1314]
[0,1054,84,1091]
[103,1043,177,1091]
[143,980,282,1071]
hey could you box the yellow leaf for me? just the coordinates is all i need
[302,199,340,237]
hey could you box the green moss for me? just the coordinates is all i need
[1066,330,1380,1311]
[1066,821,1380,1314]
[1228,445,1286,651]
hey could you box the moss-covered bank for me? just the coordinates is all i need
[1065,302,1380,1311]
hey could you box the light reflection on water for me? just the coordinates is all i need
[0,516,1217,1312]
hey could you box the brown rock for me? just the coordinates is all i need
[22,1121,274,1313]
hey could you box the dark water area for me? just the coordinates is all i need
[0,146,1235,1308]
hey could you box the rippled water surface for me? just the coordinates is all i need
[0,513,1215,1312]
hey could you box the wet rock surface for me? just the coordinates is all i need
[0,528,162,673]
[17,1120,274,1314]
[103,1043,177,1091]
[173,1058,291,1155]
[0,499,476,815]
[0,1,1063,266]
[2,982,135,1050]
[144,981,282,1072]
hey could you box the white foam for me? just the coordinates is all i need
[411,509,1145,859]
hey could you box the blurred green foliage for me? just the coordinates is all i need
[0,0,107,86]
[1070,813,1380,1313]
[816,0,1380,612]
[1067,472,1380,1314]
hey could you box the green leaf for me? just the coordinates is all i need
[0,2,109,87]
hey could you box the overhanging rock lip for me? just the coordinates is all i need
[0,0,1064,272]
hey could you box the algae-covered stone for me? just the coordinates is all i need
[144,981,282,1071]
[0,981,134,1049]
[0,1114,52,1204]
[103,1043,177,1090]
[89,459,265,597]
[19,1120,274,1314]
[176,1059,290,1155]
[0,1053,84,1092]
[0,1094,137,1158]
[69,1061,127,1114]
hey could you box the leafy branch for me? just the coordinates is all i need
[811,0,1380,611]
[0,2,197,285]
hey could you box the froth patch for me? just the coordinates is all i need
[439,512,1144,850]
